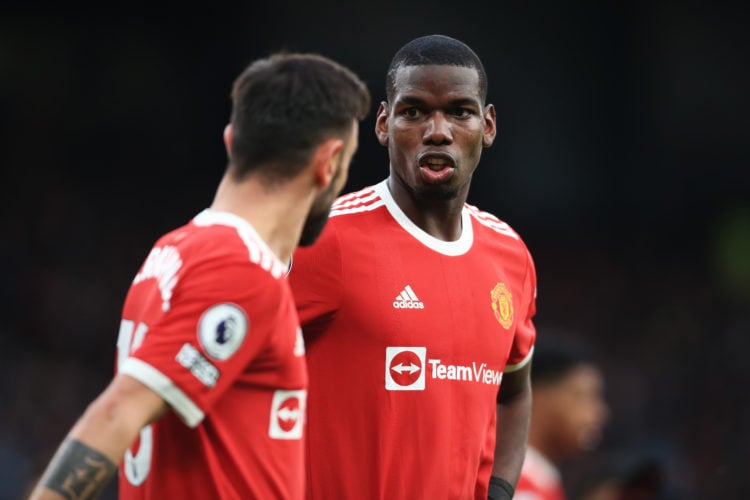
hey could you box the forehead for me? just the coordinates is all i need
[391,64,482,103]
[559,365,604,390]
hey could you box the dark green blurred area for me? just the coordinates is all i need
[1,2,748,499]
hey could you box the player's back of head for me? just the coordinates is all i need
[230,53,370,183]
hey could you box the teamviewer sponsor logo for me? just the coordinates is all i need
[385,347,426,390]
[385,347,504,391]
[393,285,424,309]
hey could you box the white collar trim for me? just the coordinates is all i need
[374,180,473,256]
[192,209,286,274]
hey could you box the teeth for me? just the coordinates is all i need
[422,158,450,168]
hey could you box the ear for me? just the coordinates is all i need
[375,101,390,146]
[311,137,344,189]
[223,124,233,153]
[482,104,497,148]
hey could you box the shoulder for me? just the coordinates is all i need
[300,184,387,249]
[290,187,386,279]
[465,203,534,259]
[329,184,386,220]
[161,211,287,282]
[465,203,536,274]
[464,203,523,242]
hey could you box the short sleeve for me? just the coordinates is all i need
[505,246,537,372]
[121,257,286,427]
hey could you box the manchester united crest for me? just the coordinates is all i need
[490,283,514,329]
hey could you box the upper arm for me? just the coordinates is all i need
[104,373,170,426]
[498,361,531,404]
[69,373,168,462]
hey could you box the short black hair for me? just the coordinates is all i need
[530,336,596,385]
[230,52,370,183]
[385,34,488,104]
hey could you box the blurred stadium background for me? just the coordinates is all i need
[1,2,748,499]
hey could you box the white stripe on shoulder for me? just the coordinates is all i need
[120,357,205,427]
[193,209,287,278]
[465,204,520,240]
[330,200,385,217]
[333,186,377,206]
[330,186,385,217]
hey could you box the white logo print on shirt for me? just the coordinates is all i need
[392,285,425,309]
[269,389,307,439]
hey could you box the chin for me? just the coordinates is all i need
[578,429,603,451]
[414,183,460,201]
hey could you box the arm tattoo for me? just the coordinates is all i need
[40,438,117,500]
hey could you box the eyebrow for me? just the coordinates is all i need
[396,96,481,108]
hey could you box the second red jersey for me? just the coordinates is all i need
[290,181,537,500]
[117,209,307,500]
[515,447,566,500]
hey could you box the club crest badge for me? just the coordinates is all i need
[490,283,514,330]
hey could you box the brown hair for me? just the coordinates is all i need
[229,52,370,182]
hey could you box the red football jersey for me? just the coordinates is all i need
[515,447,566,500]
[117,210,307,500]
[289,182,537,500]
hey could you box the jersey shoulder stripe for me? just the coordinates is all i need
[465,204,520,240]
[192,210,287,279]
[330,186,384,218]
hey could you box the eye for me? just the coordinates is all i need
[453,108,474,118]
[402,107,420,118]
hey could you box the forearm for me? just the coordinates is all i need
[492,377,532,484]
[492,363,531,488]
[30,375,167,500]
[30,395,146,499]
[31,437,119,500]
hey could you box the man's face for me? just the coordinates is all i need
[542,365,609,456]
[376,64,496,201]
[299,121,359,246]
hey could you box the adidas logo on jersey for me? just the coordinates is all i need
[393,285,424,309]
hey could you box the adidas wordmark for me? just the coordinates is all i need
[393,285,424,309]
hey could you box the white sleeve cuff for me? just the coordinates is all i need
[504,346,534,373]
[120,357,205,428]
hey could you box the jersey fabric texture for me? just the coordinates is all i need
[117,209,307,500]
[289,181,537,500]
[515,447,566,500]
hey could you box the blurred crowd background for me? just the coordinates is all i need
[1,2,748,499]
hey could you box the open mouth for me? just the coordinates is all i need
[418,153,455,183]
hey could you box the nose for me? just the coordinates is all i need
[423,112,452,145]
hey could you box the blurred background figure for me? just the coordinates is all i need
[515,335,609,500]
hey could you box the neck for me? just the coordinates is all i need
[386,176,468,241]
[210,172,315,263]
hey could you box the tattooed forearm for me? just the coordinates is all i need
[39,438,117,500]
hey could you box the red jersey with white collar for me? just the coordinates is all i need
[117,209,307,500]
[290,181,537,499]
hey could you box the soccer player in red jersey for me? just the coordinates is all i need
[29,53,370,500]
[515,337,609,500]
[290,35,536,500]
